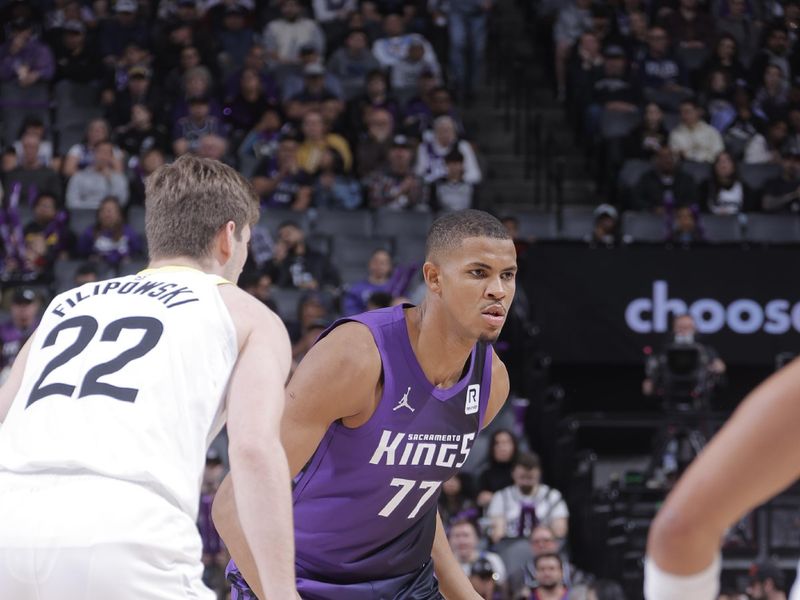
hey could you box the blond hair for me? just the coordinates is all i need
[144,155,259,260]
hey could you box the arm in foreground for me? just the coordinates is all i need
[646,357,800,597]
[223,290,295,599]
[214,322,380,596]
[0,334,35,423]
[434,354,509,599]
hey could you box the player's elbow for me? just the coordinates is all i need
[647,504,705,559]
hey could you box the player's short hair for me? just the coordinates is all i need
[145,154,259,260]
[425,209,510,260]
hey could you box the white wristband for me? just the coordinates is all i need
[644,553,721,600]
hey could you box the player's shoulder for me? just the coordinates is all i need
[300,320,381,380]
[217,284,286,345]
[490,351,509,395]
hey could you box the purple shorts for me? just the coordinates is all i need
[226,559,443,600]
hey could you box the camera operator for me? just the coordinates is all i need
[642,314,726,405]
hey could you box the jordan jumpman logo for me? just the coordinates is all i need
[393,387,414,412]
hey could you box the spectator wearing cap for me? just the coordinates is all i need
[590,204,620,246]
[746,561,787,600]
[262,0,325,66]
[365,135,427,210]
[100,41,152,108]
[98,0,150,66]
[108,64,162,128]
[2,132,62,206]
[62,118,125,178]
[415,115,481,185]
[224,68,276,141]
[0,288,41,384]
[217,4,257,74]
[65,141,130,209]
[634,146,699,212]
[284,62,344,122]
[372,12,440,72]
[76,195,143,268]
[744,117,788,165]
[297,110,353,174]
[668,98,724,163]
[54,19,103,84]
[585,44,641,138]
[252,136,313,211]
[0,17,55,88]
[448,520,507,588]
[761,150,800,212]
[356,107,394,178]
[328,29,381,101]
[469,556,502,600]
[487,452,569,544]
[342,248,417,315]
[429,149,475,211]
[172,94,227,156]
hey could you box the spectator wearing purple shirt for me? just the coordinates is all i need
[342,248,416,315]
[0,288,41,383]
[76,196,143,268]
[0,18,55,88]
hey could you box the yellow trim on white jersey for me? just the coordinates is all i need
[137,265,233,286]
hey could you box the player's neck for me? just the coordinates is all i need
[147,256,219,276]
[406,304,474,389]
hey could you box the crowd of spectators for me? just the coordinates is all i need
[542,0,800,244]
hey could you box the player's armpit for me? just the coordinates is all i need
[0,333,35,423]
[281,321,382,476]
[480,352,510,430]
[648,356,800,576]
[432,511,481,600]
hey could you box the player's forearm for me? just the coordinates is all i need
[230,439,296,599]
[432,512,479,600]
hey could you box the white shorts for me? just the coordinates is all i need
[0,472,214,600]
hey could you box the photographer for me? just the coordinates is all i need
[642,314,726,405]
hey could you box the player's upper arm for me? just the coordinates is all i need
[281,321,381,476]
[0,333,35,424]
[482,352,510,430]
[219,287,292,452]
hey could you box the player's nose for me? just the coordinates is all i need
[485,275,506,299]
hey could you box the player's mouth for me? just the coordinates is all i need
[480,304,506,327]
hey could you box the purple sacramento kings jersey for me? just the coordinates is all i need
[293,304,493,584]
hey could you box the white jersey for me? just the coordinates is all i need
[0,266,238,519]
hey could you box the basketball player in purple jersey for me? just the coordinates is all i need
[214,209,517,599]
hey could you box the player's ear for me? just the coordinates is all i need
[423,261,441,294]
[216,221,236,262]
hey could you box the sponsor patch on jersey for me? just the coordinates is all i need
[465,384,479,415]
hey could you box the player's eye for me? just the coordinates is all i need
[501,272,516,281]
[469,269,486,278]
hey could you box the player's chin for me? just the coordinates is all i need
[478,327,503,344]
